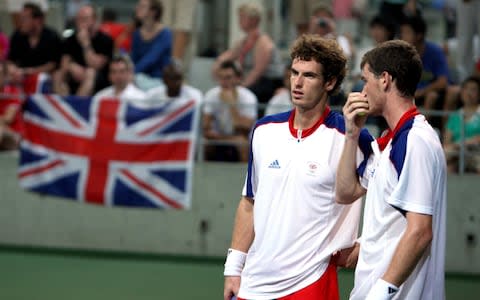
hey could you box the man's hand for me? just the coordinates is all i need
[76,28,91,49]
[224,276,241,300]
[343,92,369,138]
[334,242,360,268]
[220,89,237,105]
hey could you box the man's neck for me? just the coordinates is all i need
[293,101,327,130]
[383,97,416,131]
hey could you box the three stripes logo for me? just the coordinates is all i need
[268,160,281,169]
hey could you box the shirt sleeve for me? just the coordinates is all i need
[242,123,257,198]
[387,132,438,215]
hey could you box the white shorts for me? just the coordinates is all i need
[162,0,198,31]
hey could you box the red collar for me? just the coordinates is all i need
[288,106,331,139]
[376,107,419,151]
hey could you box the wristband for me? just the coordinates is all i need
[365,278,399,300]
[223,248,247,276]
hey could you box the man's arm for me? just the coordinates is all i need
[230,196,255,252]
[23,62,57,75]
[382,212,433,287]
[224,196,254,300]
[336,92,368,204]
[82,45,109,70]
[336,134,367,204]
[242,36,273,87]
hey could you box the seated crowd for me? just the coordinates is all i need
[0,1,479,173]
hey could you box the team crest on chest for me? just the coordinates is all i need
[307,161,320,176]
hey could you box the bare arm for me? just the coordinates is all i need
[336,92,368,204]
[242,36,273,87]
[24,62,57,74]
[83,46,109,70]
[382,211,433,287]
[224,196,254,300]
[230,196,255,251]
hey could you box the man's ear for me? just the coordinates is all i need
[325,78,337,92]
[381,71,393,92]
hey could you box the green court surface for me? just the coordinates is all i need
[0,248,478,300]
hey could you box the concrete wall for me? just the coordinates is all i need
[1,152,480,274]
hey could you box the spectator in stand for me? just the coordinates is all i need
[212,2,283,117]
[53,4,114,97]
[114,14,139,54]
[65,0,91,29]
[146,60,202,104]
[99,8,128,53]
[265,64,292,116]
[0,62,23,150]
[444,76,480,174]
[131,0,173,83]
[94,55,146,101]
[400,14,450,131]
[7,3,61,93]
[203,60,257,162]
[456,0,480,83]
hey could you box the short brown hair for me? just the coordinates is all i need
[361,40,422,98]
[290,34,347,95]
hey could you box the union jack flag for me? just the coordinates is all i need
[18,94,200,209]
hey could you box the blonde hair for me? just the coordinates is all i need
[238,2,263,20]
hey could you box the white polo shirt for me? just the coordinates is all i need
[351,114,446,300]
[239,107,372,300]
[203,86,258,136]
[94,83,147,102]
[146,84,203,104]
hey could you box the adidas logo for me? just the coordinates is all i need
[268,160,281,169]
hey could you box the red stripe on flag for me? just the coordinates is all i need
[19,160,64,178]
[120,169,183,209]
[45,95,84,129]
[23,121,190,161]
[138,100,195,136]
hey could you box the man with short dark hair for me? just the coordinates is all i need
[203,60,258,162]
[7,2,62,83]
[145,60,202,103]
[94,55,146,101]
[337,40,446,300]
[53,4,114,96]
